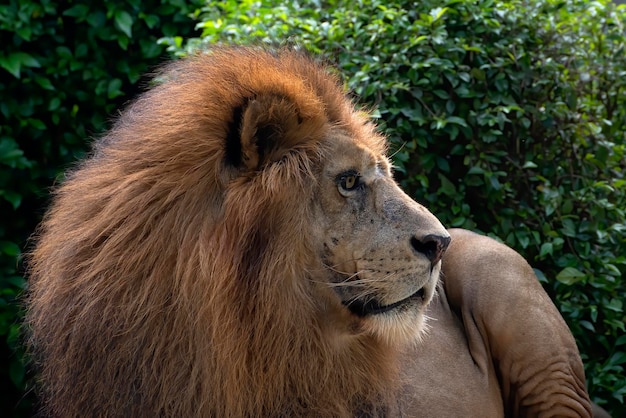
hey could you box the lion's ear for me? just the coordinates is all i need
[232,96,303,171]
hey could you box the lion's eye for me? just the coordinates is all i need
[338,172,361,192]
[343,175,358,190]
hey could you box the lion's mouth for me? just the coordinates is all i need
[343,287,426,317]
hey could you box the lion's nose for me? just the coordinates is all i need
[410,234,451,265]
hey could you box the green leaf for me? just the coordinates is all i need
[608,352,626,366]
[118,35,129,50]
[445,116,468,127]
[539,242,553,257]
[114,10,134,38]
[28,118,46,130]
[433,89,449,99]
[606,298,623,313]
[17,52,40,68]
[467,166,484,175]
[107,78,123,98]
[470,68,485,81]
[142,14,160,29]
[0,241,20,257]
[8,359,25,387]
[438,173,456,196]
[55,46,72,59]
[615,335,626,346]
[63,4,90,19]
[86,11,106,28]
[0,52,40,78]
[520,117,531,129]
[35,76,54,90]
[48,97,61,111]
[0,191,22,209]
[430,7,449,22]
[533,268,548,284]
[16,26,32,41]
[556,267,586,285]
[579,320,595,332]
[561,218,577,237]
[458,72,470,83]
[2,276,25,289]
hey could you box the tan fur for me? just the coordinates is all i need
[402,229,593,417]
[26,47,593,417]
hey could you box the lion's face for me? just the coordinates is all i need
[311,131,450,343]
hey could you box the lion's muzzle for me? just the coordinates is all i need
[410,233,451,266]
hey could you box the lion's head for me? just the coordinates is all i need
[26,46,449,417]
[311,131,449,343]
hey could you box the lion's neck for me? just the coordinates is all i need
[203,245,404,416]
[209,300,403,417]
[270,335,401,416]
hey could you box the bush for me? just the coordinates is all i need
[162,0,626,414]
[0,1,200,415]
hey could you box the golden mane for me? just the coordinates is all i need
[27,47,398,417]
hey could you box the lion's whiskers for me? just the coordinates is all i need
[317,258,366,273]
[325,276,384,288]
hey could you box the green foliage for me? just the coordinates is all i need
[163,0,626,414]
[0,0,200,415]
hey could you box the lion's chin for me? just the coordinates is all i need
[359,304,432,346]
[349,267,440,346]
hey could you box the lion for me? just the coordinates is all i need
[26,46,594,417]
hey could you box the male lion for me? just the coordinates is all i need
[27,47,593,417]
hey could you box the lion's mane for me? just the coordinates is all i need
[26,47,399,417]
